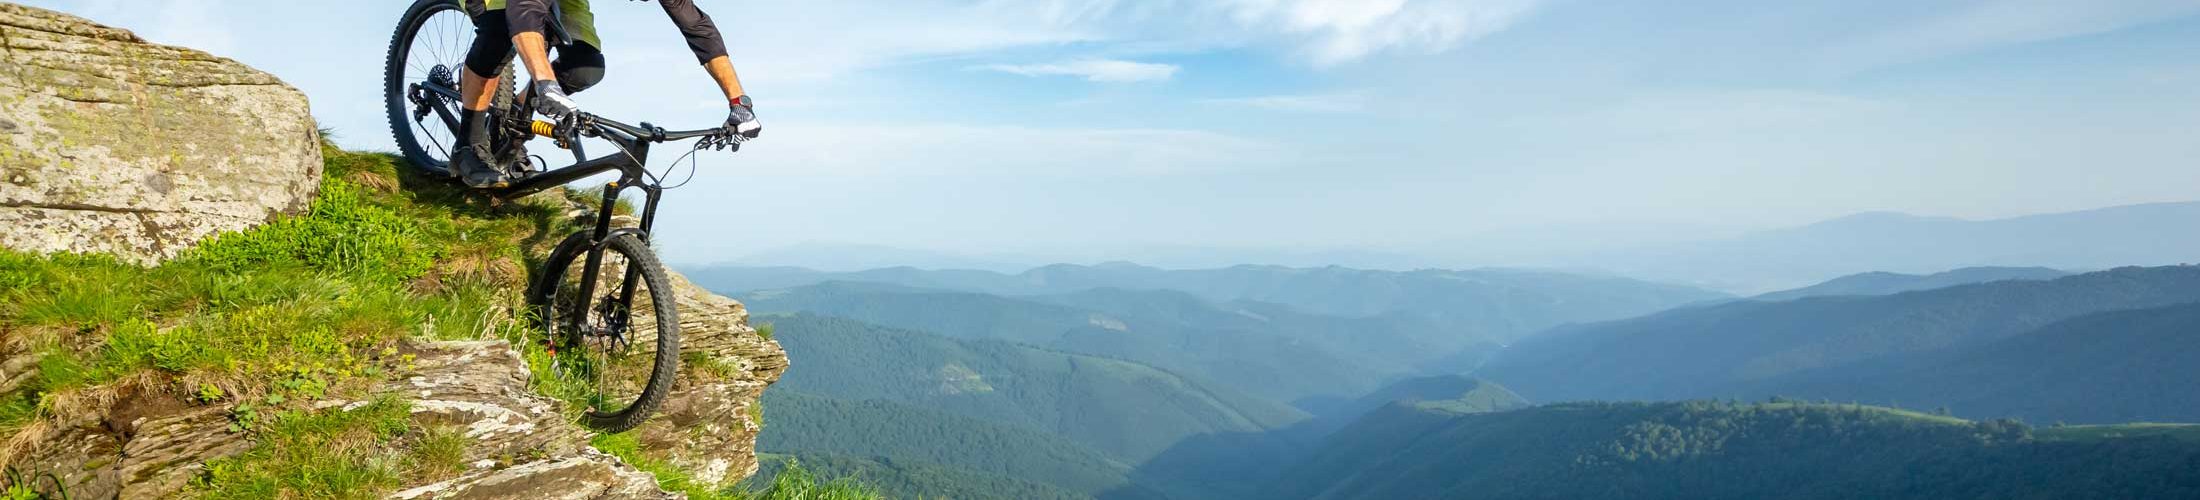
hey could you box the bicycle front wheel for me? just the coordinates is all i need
[534,233,681,432]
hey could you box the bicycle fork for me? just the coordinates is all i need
[569,178,663,350]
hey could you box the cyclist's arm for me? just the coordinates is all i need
[659,0,749,105]
[505,0,560,87]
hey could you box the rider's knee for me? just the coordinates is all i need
[553,42,607,94]
[557,67,605,94]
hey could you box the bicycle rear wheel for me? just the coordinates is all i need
[533,233,681,432]
[383,0,513,177]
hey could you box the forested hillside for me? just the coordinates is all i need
[756,390,1160,499]
[1271,400,2200,500]
[1481,266,2200,403]
[751,454,1087,500]
[760,314,1307,465]
[1294,376,1527,435]
[1758,301,2200,423]
[745,283,1405,402]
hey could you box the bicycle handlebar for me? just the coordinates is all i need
[590,114,727,143]
[531,113,731,144]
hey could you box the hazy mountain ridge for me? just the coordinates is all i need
[698,261,1729,344]
[1753,266,2071,301]
[1480,265,2200,410]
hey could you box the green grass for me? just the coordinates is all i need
[731,458,883,500]
[0,146,566,415]
[189,396,417,499]
[0,143,865,498]
[2038,423,2200,443]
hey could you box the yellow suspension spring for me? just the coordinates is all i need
[531,120,558,138]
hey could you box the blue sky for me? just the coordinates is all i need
[22,0,2200,268]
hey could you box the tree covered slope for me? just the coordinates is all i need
[1271,401,2200,500]
[757,390,1161,499]
[1759,301,2200,423]
[744,283,1403,403]
[760,313,1307,464]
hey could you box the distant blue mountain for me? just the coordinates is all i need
[694,262,1728,344]
[1753,266,2070,301]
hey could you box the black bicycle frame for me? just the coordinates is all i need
[411,78,707,337]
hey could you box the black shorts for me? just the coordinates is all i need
[463,11,607,94]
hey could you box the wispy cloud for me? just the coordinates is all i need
[724,0,1544,83]
[1202,92,1368,113]
[979,59,1183,82]
[1219,0,1545,65]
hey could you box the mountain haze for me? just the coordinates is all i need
[1586,202,2200,292]
[1481,266,2200,405]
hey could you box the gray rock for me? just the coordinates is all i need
[391,449,676,500]
[378,339,674,500]
[0,3,322,264]
[632,271,789,488]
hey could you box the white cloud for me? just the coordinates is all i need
[1202,92,1368,112]
[980,59,1183,82]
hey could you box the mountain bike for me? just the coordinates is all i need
[382,0,742,432]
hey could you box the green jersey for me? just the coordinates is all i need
[481,0,599,49]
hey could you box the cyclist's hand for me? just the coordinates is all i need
[727,95,762,139]
[533,80,582,120]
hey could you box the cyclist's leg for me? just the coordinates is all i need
[454,0,516,186]
[461,4,514,113]
[552,41,605,94]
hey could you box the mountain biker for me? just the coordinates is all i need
[451,0,762,188]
